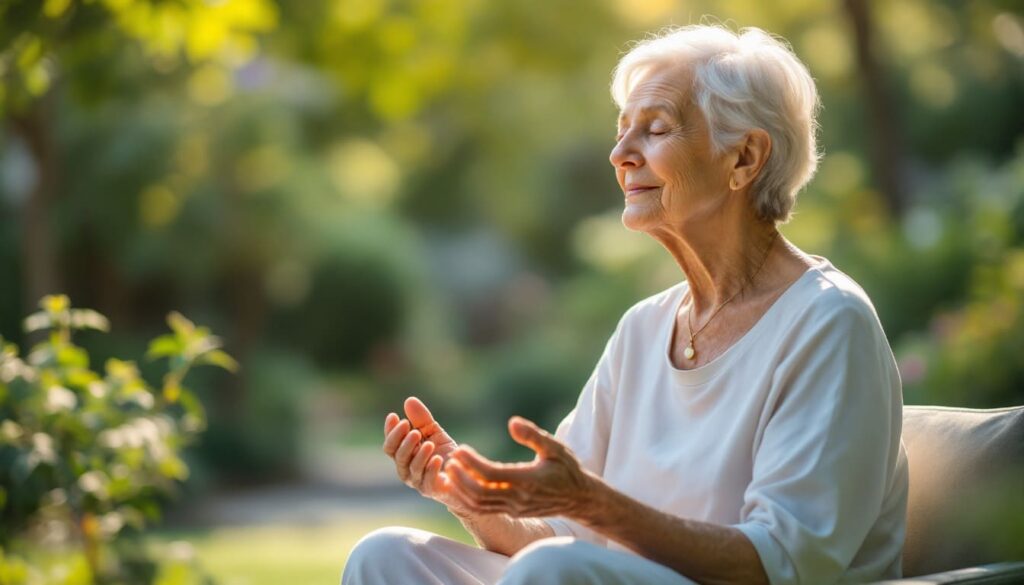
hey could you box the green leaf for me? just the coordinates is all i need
[24,62,52,97]
[138,500,162,522]
[122,447,145,470]
[197,349,239,372]
[166,312,195,337]
[63,553,93,585]
[56,344,89,368]
[43,0,72,19]
[1,341,17,357]
[158,456,189,481]
[0,549,32,584]
[163,380,182,403]
[147,335,183,360]
[65,368,100,389]
[107,476,136,501]
[15,36,43,72]
[177,392,206,429]
[106,358,140,382]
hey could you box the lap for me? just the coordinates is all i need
[501,537,697,585]
[342,526,509,585]
[343,527,696,585]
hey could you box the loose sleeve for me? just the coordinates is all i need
[732,302,904,585]
[543,317,624,544]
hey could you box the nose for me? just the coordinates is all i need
[609,134,642,169]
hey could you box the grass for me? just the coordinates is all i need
[155,513,472,585]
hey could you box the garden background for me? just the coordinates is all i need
[1,0,1023,583]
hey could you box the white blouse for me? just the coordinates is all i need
[545,256,909,584]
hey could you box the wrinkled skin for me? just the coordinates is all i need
[442,416,597,519]
[383,398,594,519]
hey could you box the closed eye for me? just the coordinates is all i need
[649,122,673,136]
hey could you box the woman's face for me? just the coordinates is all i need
[610,64,732,234]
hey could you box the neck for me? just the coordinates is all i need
[650,208,780,317]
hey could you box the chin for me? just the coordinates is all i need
[621,205,660,233]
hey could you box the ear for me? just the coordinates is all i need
[728,129,772,191]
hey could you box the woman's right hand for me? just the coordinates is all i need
[383,396,472,516]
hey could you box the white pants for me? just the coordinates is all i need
[341,526,697,585]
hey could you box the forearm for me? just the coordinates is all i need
[574,475,768,585]
[451,509,554,557]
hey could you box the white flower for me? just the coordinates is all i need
[45,386,77,413]
[29,432,57,467]
[78,470,109,499]
[1,420,23,441]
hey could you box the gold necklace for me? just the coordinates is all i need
[683,230,778,361]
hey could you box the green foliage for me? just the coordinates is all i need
[196,348,314,478]
[0,0,277,115]
[0,0,1020,577]
[0,0,1022,512]
[0,296,234,584]
[892,148,1024,407]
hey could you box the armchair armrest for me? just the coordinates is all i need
[874,562,1024,584]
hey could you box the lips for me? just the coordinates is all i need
[625,185,658,196]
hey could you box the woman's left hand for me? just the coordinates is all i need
[442,416,599,519]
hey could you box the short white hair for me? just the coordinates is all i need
[611,25,821,223]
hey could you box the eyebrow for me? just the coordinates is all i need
[617,103,682,126]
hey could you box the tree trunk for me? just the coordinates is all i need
[11,94,62,332]
[843,0,910,219]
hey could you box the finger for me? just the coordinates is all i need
[422,454,445,492]
[404,396,444,438]
[508,416,563,458]
[444,475,496,513]
[452,446,519,485]
[446,460,507,495]
[384,412,400,435]
[395,429,422,472]
[446,461,515,511]
[409,440,436,486]
[435,465,508,515]
[383,419,411,456]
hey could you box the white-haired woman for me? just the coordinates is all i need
[342,24,908,585]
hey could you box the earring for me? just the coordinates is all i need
[730,179,739,190]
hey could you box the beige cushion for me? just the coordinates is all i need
[901,405,1024,577]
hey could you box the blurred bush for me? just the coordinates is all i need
[196,348,316,480]
[892,147,1024,408]
[0,295,234,584]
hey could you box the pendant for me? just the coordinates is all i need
[684,344,695,360]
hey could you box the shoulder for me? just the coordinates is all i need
[778,259,894,364]
[797,260,884,330]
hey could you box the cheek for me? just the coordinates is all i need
[657,143,719,195]
[649,140,694,182]
[659,166,698,207]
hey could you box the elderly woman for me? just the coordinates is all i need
[342,24,907,585]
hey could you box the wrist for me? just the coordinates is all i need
[447,504,475,521]
[447,504,502,524]
[569,470,610,526]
